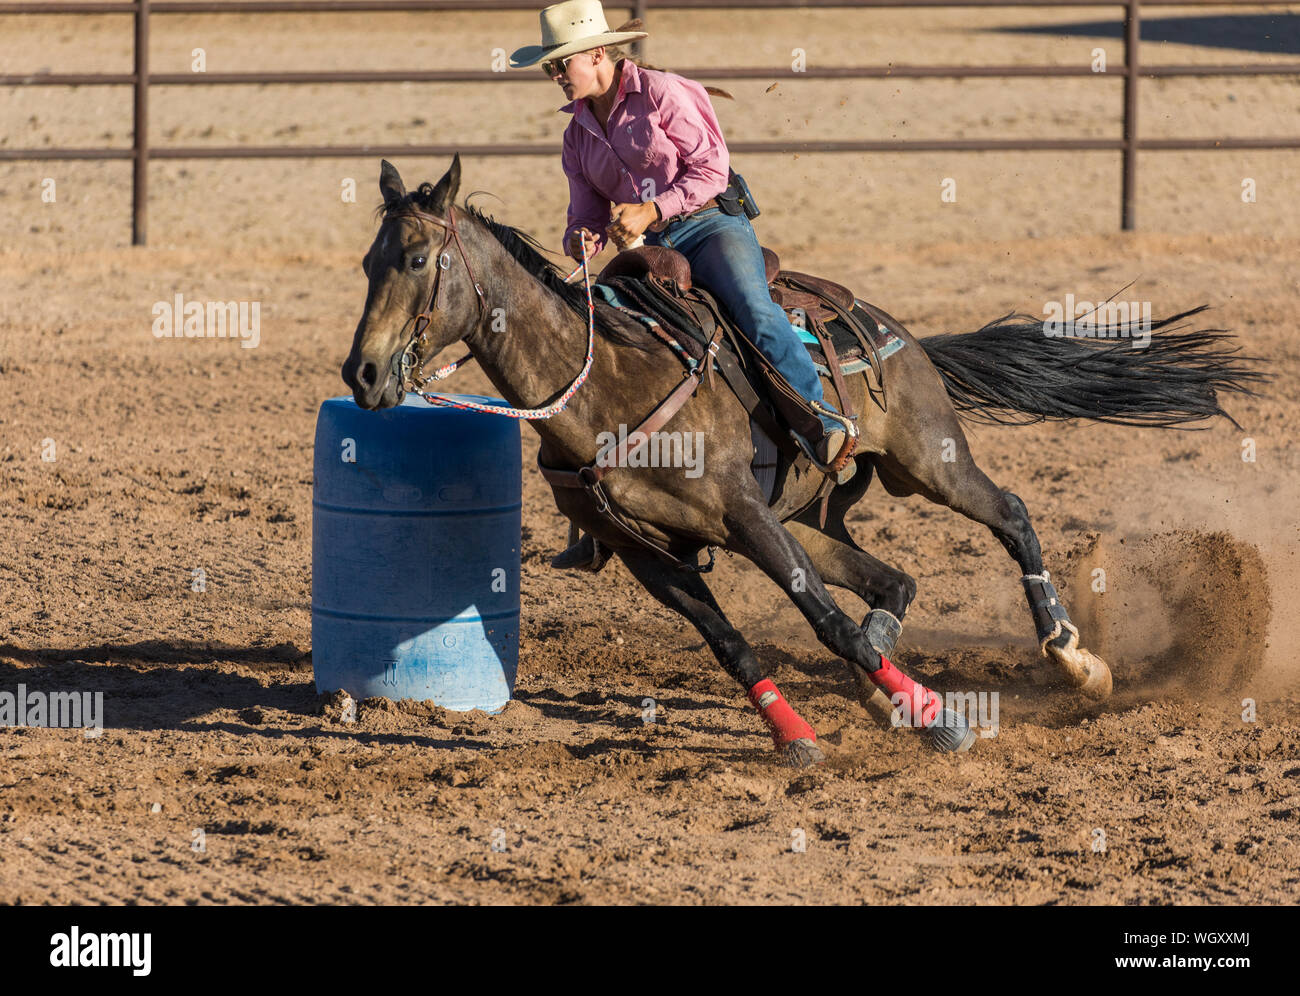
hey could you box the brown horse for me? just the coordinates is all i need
[341,156,1264,767]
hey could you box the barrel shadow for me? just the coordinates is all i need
[0,644,493,751]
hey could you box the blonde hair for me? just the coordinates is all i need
[603,20,735,101]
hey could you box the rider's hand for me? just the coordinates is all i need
[568,227,600,261]
[607,201,659,249]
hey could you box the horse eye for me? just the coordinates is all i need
[411,255,427,271]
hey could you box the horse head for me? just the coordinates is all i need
[341,155,487,409]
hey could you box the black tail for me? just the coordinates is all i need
[920,305,1269,430]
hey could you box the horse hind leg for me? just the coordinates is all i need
[875,414,1112,700]
[999,491,1112,699]
[614,547,825,769]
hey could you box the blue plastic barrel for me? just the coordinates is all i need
[312,393,521,713]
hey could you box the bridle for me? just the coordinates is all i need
[377,201,602,421]
[384,203,489,392]
[374,199,713,570]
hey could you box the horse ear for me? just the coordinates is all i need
[428,153,461,215]
[379,159,406,207]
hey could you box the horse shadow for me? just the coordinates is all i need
[514,684,782,758]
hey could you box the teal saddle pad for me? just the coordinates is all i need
[590,281,904,375]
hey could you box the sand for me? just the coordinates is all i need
[1,4,1297,904]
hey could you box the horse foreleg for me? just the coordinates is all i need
[724,497,975,753]
[615,548,825,769]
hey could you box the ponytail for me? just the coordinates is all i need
[607,19,735,101]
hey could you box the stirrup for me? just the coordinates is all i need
[794,401,859,480]
[550,532,612,573]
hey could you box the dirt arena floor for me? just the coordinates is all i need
[1,6,1298,904]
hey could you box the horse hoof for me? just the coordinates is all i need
[924,709,977,753]
[784,738,825,769]
[860,684,902,730]
[1074,650,1113,701]
[1049,642,1113,701]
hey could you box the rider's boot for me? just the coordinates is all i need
[550,531,611,572]
[808,401,858,485]
[816,430,856,485]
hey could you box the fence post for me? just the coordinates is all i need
[1121,0,1139,231]
[132,0,149,245]
[631,0,646,59]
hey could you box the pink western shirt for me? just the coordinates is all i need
[559,59,730,257]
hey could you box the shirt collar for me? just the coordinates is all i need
[558,58,643,117]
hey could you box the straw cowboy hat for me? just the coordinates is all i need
[508,0,648,69]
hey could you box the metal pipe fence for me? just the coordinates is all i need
[2,0,1297,243]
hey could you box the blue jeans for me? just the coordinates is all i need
[644,207,841,437]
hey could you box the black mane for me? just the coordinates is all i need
[377,184,657,351]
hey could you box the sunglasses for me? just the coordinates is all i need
[541,52,587,78]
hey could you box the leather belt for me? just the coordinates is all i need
[649,197,719,233]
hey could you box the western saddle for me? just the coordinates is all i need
[541,242,889,574]
[597,244,857,328]
[595,243,884,457]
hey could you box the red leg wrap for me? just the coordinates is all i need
[747,679,816,750]
[867,655,942,727]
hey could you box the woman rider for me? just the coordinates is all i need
[510,1,853,568]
